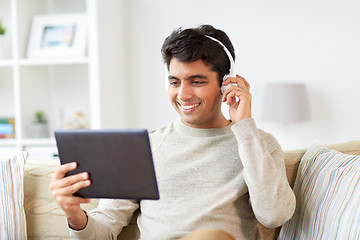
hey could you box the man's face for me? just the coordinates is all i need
[168,58,227,128]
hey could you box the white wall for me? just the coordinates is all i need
[100,0,360,150]
[97,0,129,128]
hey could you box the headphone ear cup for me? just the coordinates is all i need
[221,84,230,94]
[221,74,237,94]
[221,74,231,94]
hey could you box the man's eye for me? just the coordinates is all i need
[170,81,180,86]
[192,81,205,85]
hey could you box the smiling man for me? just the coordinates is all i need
[168,58,229,128]
[51,25,295,240]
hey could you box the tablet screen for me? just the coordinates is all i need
[55,129,159,200]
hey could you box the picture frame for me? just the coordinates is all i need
[27,13,87,58]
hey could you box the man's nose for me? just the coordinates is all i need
[178,83,193,101]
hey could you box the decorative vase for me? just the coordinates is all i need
[30,123,49,138]
[0,35,10,59]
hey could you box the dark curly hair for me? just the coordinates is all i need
[161,25,235,86]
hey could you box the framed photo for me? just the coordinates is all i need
[27,14,87,58]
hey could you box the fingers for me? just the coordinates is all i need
[222,75,250,104]
[239,75,250,91]
[50,170,90,194]
[51,162,90,188]
[52,162,77,181]
[55,172,89,188]
[52,177,91,196]
[224,89,242,105]
[50,162,91,203]
[222,75,249,90]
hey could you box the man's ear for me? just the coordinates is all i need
[164,64,169,90]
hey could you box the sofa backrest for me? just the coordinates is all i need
[23,141,359,240]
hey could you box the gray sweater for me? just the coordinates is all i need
[70,118,295,240]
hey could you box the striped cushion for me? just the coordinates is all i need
[0,152,28,240]
[278,144,360,239]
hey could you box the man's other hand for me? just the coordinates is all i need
[222,75,252,123]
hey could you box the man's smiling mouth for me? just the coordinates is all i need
[179,103,200,110]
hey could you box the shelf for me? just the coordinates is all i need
[1,58,90,67]
[0,0,100,152]
[0,138,56,146]
[0,60,14,67]
[0,139,17,146]
[21,138,56,146]
[18,57,90,66]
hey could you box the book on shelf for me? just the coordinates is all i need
[0,117,15,139]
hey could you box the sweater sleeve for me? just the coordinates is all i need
[231,118,296,228]
[69,199,139,240]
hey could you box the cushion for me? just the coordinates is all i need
[278,144,360,239]
[0,152,29,240]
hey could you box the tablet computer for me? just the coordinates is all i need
[54,129,159,200]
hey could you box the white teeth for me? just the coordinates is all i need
[181,103,200,110]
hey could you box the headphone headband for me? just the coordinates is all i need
[205,35,235,80]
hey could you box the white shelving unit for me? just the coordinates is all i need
[0,0,100,157]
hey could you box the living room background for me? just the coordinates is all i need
[1,0,359,155]
[103,0,360,150]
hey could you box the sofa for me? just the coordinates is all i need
[14,140,360,239]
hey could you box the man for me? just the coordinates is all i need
[50,24,296,240]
